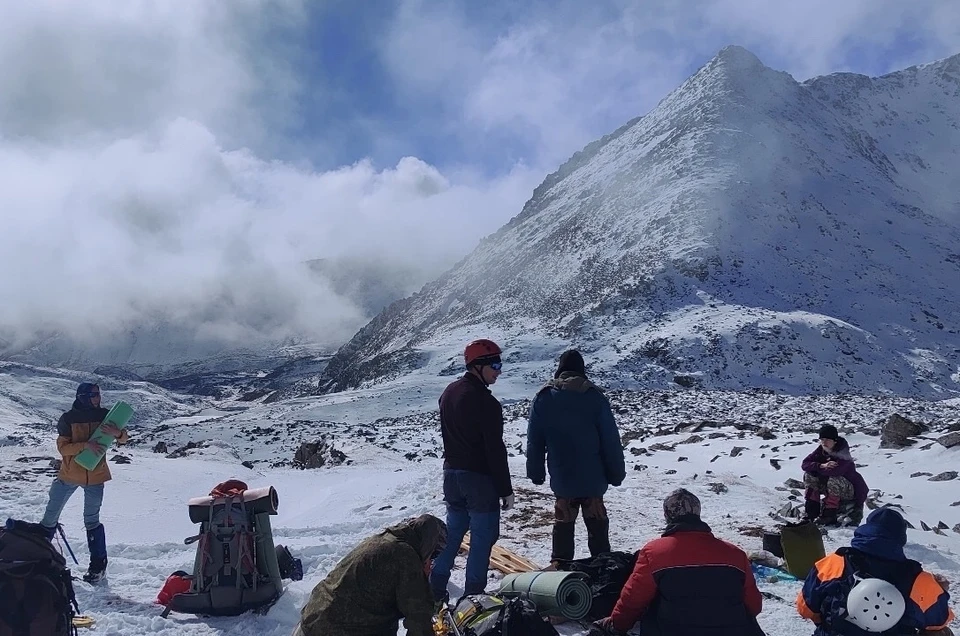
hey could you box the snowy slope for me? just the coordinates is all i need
[0,362,206,446]
[321,46,960,397]
[1,372,958,635]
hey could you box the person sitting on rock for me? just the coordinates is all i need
[293,514,446,636]
[593,488,764,635]
[797,507,954,636]
[801,425,868,526]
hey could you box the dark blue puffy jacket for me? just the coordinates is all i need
[797,508,954,635]
[525,373,625,499]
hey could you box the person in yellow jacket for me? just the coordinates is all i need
[39,382,128,583]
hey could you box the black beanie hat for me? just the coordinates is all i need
[554,350,586,379]
[817,424,839,441]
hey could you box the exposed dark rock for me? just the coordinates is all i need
[730,446,747,458]
[928,471,958,482]
[293,438,347,469]
[153,441,168,454]
[166,441,205,459]
[937,432,960,449]
[880,413,923,448]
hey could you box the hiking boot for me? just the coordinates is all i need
[83,557,108,584]
[817,509,839,527]
[802,500,821,522]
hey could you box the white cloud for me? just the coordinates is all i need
[0,0,541,356]
[0,117,538,349]
[2,0,959,361]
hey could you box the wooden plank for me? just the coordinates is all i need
[460,533,540,574]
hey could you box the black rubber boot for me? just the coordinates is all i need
[585,516,611,557]
[817,508,839,527]
[803,499,821,522]
[551,521,576,562]
[83,524,108,583]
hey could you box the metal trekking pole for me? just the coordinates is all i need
[56,524,80,565]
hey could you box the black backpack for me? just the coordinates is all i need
[0,519,80,636]
[555,551,638,620]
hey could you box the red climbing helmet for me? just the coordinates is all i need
[464,339,502,366]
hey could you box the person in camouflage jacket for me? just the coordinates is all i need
[294,514,447,636]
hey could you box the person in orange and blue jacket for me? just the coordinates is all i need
[797,507,954,635]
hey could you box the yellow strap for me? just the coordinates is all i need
[72,616,96,628]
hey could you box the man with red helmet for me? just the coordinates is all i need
[429,338,514,602]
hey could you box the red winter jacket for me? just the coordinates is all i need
[609,519,764,636]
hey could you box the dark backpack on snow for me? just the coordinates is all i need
[0,519,80,636]
[555,551,638,621]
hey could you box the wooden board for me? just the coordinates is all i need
[460,533,540,574]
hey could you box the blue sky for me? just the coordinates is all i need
[0,0,958,343]
[273,0,960,177]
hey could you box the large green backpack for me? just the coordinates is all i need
[780,520,826,579]
[166,481,283,617]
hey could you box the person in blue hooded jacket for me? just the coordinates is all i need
[797,507,954,635]
[526,350,625,563]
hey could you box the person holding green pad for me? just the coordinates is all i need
[39,382,131,583]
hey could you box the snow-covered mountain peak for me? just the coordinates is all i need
[320,46,960,397]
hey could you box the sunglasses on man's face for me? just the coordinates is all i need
[488,362,502,371]
[85,392,100,398]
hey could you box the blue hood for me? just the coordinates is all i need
[851,508,907,561]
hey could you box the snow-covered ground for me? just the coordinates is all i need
[1,370,958,635]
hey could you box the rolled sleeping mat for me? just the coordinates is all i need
[498,571,592,621]
[188,486,279,524]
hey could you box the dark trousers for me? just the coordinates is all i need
[552,496,610,562]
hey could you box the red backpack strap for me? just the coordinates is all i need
[209,480,248,499]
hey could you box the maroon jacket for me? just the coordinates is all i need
[801,437,868,505]
[610,519,764,635]
[438,373,512,497]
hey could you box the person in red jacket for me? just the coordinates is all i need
[429,339,514,602]
[594,488,764,636]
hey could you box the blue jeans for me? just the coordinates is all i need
[429,470,501,600]
[40,478,104,531]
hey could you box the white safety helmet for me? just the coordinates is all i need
[845,577,906,633]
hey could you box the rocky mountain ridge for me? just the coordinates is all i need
[320,46,960,397]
